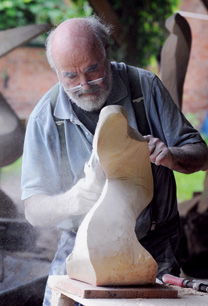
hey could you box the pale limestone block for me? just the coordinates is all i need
[66,105,157,286]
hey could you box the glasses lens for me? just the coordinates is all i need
[66,77,104,93]
[66,84,82,93]
[87,77,104,85]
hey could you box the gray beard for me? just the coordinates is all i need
[64,71,113,112]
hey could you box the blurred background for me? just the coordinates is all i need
[0,0,207,305]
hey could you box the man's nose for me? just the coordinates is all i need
[80,75,91,90]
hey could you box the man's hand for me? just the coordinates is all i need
[143,135,173,168]
[24,153,106,228]
[144,135,208,174]
[67,152,106,215]
[66,175,104,216]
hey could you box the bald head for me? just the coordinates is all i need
[46,17,112,71]
[52,18,97,46]
[52,19,104,70]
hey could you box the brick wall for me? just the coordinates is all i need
[0,46,57,120]
[179,0,208,124]
[0,0,207,125]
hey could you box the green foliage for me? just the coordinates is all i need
[185,112,201,128]
[1,157,22,175]
[174,132,208,203]
[0,0,92,30]
[174,170,206,203]
[108,0,180,66]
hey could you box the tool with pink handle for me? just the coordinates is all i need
[162,274,208,293]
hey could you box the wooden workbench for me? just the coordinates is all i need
[48,275,208,306]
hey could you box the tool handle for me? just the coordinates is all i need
[162,274,185,287]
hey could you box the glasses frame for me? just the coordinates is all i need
[64,76,104,93]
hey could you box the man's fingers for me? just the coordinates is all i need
[152,148,172,168]
[150,150,162,165]
[144,135,173,168]
[149,144,156,155]
[143,135,155,154]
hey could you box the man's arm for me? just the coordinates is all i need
[24,173,104,228]
[24,153,106,228]
[144,135,208,174]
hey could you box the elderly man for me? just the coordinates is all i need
[21,16,208,305]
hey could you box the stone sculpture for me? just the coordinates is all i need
[0,93,25,167]
[0,24,51,217]
[66,105,158,286]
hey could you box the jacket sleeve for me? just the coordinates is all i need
[21,101,62,200]
[140,71,204,147]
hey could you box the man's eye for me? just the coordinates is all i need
[86,64,99,73]
[88,69,99,76]
[66,74,77,80]
[88,68,97,72]
[91,66,100,72]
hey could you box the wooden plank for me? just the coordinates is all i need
[87,0,125,46]
[0,24,51,57]
[49,276,178,299]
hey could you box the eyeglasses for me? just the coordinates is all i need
[64,76,104,93]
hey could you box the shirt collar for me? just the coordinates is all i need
[54,63,128,120]
[53,83,73,120]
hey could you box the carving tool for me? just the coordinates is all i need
[162,274,208,293]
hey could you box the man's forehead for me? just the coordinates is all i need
[53,20,98,52]
[52,19,106,74]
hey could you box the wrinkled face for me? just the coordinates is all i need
[53,34,112,112]
[62,56,112,112]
